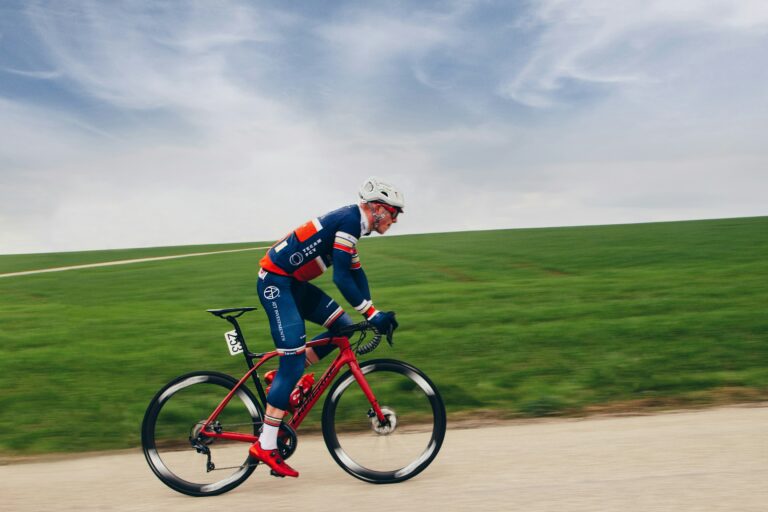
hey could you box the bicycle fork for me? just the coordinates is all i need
[347,359,389,426]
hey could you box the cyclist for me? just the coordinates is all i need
[250,176,403,477]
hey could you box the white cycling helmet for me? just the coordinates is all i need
[358,177,405,211]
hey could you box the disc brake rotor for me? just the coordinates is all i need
[190,421,220,446]
[371,407,397,435]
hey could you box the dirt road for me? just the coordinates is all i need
[0,247,270,279]
[3,404,766,512]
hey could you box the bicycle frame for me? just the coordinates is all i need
[197,332,388,445]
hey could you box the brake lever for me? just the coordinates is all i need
[386,324,394,346]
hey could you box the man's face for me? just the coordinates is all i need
[374,204,398,234]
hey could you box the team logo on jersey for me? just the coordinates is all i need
[263,286,280,300]
[289,252,304,266]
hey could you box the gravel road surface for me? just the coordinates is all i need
[2,404,766,512]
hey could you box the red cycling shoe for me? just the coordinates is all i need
[249,441,299,478]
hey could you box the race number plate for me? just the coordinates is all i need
[224,330,243,356]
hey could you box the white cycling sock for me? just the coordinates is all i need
[260,423,279,450]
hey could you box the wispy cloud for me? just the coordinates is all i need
[23,1,292,115]
[2,67,61,79]
[315,8,457,73]
[500,0,768,107]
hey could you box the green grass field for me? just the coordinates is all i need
[1,217,767,455]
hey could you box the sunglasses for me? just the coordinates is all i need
[378,203,401,220]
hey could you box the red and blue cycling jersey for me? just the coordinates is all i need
[259,204,377,318]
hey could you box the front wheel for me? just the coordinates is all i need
[141,371,263,497]
[322,359,446,484]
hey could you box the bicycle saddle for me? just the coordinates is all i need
[206,307,258,318]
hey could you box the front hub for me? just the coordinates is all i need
[371,407,397,435]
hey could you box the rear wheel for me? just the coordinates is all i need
[322,359,446,483]
[141,371,263,496]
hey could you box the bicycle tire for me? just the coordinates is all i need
[322,359,446,484]
[141,371,263,497]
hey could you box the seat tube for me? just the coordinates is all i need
[226,315,255,368]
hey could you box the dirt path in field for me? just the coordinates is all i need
[2,404,766,512]
[0,247,271,278]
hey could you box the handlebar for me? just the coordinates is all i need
[335,317,396,355]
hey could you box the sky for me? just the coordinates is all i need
[1,0,767,255]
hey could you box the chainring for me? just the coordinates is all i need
[276,422,298,459]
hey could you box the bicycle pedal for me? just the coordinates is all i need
[269,470,286,478]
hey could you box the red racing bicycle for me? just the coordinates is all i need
[141,307,446,496]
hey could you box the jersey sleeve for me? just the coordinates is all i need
[332,230,377,318]
[350,250,372,300]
